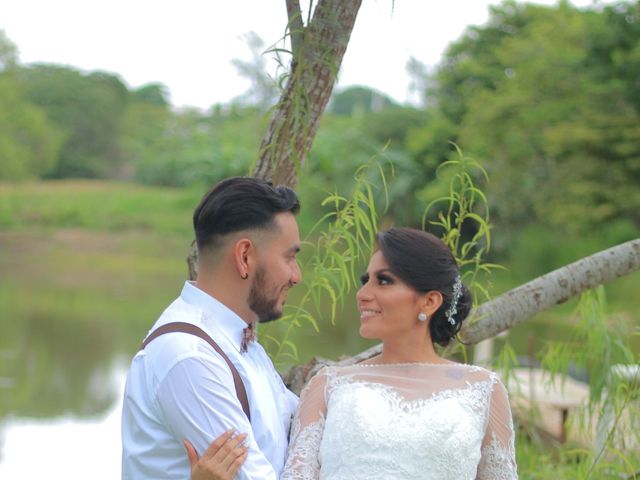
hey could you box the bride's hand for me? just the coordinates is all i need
[184,430,248,480]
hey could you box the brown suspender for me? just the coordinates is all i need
[140,321,251,422]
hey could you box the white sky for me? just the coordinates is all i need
[2,0,611,108]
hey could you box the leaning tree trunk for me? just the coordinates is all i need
[284,238,640,394]
[252,0,362,188]
[187,0,362,280]
[459,238,640,344]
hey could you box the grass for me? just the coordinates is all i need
[0,179,201,233]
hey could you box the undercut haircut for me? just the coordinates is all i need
[193,176,300,253]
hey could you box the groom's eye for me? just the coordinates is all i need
[359,273,369,285]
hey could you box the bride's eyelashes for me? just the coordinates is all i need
[359,272,394,286]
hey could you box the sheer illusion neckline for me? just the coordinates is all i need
[353,361,470,368]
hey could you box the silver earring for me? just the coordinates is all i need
[418,312,427,322]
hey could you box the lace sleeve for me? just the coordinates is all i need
[477,376,518,479]
[281,368,329,480]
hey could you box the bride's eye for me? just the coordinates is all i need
[359,273,369,285]
[377,273,393,285]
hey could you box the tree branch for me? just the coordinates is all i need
[286,0,304,59]
[460,238,640,344]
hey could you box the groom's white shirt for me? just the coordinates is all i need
[121,281,298,479]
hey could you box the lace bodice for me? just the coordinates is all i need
[282,363,517,480]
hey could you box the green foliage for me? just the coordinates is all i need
[429,0,640,235]
[328,85,397,116]
[0,74,64,180]
[520,288,640,478]
[360,106,427,146]
[499,220,639,283]
[260,162,388,367]
[19,64,129,178]
[305,110,428,227]
[0,29,19,71]
[125,107,262,187]
[422,146,501,306]
[0,180,200,234]
[131,82,171,107]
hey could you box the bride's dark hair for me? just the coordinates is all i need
[376,227,472,346]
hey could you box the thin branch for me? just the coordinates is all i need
[286,0,304,59]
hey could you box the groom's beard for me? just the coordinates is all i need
[248,266,285,323]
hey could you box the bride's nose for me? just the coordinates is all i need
[356,283,372,302]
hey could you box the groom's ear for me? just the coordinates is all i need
[233,237,254,279]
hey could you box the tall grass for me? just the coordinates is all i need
[0,180,200,234]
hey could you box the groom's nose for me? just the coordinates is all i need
[291,260,302,285]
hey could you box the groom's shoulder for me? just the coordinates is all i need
[138,298,213,366]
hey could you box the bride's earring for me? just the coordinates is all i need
[418,312,427,322]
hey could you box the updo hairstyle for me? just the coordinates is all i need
[375,227,472,346]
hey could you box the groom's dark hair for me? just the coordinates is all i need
[193,176,300,253]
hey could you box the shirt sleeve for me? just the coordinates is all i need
[281,368,329,480]
[157,354,278,480]
[476,377,518,480]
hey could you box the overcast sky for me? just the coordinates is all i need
[2,0,609,109]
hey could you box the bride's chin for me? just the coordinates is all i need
[358,325,377,340]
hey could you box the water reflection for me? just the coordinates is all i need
[0,367,126,479]
[1,313,119,419]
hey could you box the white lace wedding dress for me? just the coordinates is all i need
[281,363,518,479]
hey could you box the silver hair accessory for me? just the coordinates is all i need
[444,275,463,326]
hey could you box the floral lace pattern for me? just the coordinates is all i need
[477,432,518,480]
[282,363,518,480]
[282,414,325,479]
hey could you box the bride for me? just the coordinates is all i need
[189,227,518,479]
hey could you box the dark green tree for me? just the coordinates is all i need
[420,0,640,233]
[0,32,63,179]
[0,29,18,71]
[328,85,397,116]
[19,65,129,178]
[131,82,171,107]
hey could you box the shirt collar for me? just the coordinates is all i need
[180,281,249,352]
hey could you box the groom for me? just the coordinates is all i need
[121,177,302,479]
